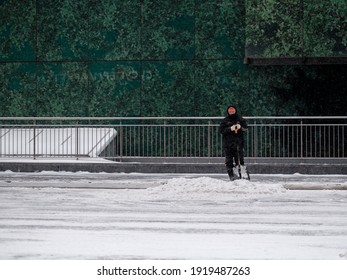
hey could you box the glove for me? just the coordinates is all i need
[231,124,241,133]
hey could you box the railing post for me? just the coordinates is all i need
[119,122,123,162]
[253,120,258,157]
[164,120,167,158]
[76,125,79,160]
[33,119,36,160]
[207,121,211,157]
[300,119,303,158]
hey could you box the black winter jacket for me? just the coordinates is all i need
[219,108,248,148]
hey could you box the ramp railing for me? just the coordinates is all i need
[0,116,346,160]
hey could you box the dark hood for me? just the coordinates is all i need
[226,105,238,116]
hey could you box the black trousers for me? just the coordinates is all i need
[224,140,245,171]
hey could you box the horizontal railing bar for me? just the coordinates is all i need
[1,123,347,128]
[0,116,346,121]
[0,124,118,127]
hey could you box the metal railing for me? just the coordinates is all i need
[0,116,346,160]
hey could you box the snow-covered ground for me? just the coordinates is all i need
[0,171,347,260]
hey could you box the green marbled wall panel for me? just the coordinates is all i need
[35,63,91,116]
[37,0,89,60]
[246,0,347,57]
[0,0,36,61]
[37,0,141,60]
[142,0,194,59]
[88,62,141,116]
[35,62,141,117]
[141,61,196,116]
[246,0,302,57]
[304,0,347,56]
[88,0,141,60]
[194,60,248,115]
[0,63,37,116]
[141,60,249,117]
[196,0,245,59]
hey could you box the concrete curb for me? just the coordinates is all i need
[0,161,346,174]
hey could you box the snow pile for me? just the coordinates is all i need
[147,177,286,200]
